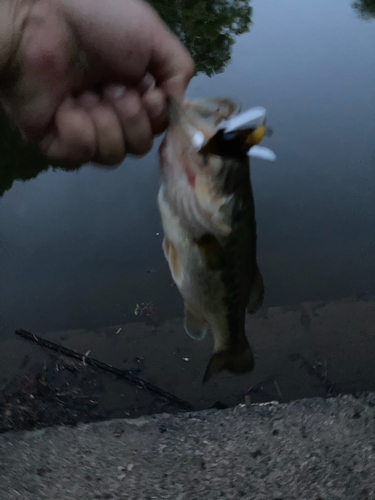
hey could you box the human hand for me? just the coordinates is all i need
[0,0,194,165]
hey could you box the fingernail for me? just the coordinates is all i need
[78,91,100,109]
[137,73,155,95]
[104,84,126,100]
[39,131,56,153]
[62,97,76,109]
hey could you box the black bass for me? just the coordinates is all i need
[158,98,275,382]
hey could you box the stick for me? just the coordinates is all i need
[15,329,194,411]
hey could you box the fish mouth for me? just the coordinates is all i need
[199,127,265,159]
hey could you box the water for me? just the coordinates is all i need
[0,0,374,412]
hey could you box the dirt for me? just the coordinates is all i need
[0,353,181,433]
[1,297,374,433]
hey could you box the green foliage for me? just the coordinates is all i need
[352,0,375,19]
[150,0,252,76]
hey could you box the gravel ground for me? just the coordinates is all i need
[1,393,374,499]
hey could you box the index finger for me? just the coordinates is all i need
[148,29,194,99]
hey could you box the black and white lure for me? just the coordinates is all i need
[192,106,276,161]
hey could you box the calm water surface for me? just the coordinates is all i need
[1,0,374,341]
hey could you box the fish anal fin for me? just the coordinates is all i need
[247,266,264,314]
[184,303,208,341]
[163,237,183,288]
[203,337,254,383]
[195,234,224,270]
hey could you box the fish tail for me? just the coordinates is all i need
[202,336,254,383]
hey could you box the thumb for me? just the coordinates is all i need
[148,30,194,99]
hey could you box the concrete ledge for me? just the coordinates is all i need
[1,394,375,499]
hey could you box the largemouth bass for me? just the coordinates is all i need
[158,98,274,382]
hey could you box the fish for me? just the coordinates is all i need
[157,97,275,382]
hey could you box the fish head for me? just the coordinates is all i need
[159,97,240,177]
[159,98,271,237]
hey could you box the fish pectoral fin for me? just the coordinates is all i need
[184,303,208,341]
[195,234,224,271]
[247,266,264,314]
[163,237,183,288]
[203,337,254,383]
[194,173,232,236]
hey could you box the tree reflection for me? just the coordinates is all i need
[352,0,375,19]
[0,108,77,197]
[150,0,252,76]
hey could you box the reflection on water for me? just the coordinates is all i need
[150,0,252,76]
[352,0,375,19]
[0,108,78,197]
[0,109,48,197]
[0,0,374,354]
[0,0,375,423]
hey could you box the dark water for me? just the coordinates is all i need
[1,0,374,344]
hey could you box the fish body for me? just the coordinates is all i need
[158,98,267,382]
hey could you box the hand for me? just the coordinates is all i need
[0,0,194,166]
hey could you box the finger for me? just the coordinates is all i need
[103,85,126,100]
[77,91,101,109]
[142,88,168,135]
[40,99,96,164]
[136,73,155,96]
[90,104,126,165]
[113,90,153,156]
[149,32,194,99]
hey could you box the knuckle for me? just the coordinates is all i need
[104,146,126,165]
[128,136,153,156]
[119,93,142,121]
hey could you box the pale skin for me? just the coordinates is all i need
[0,0,194,165]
